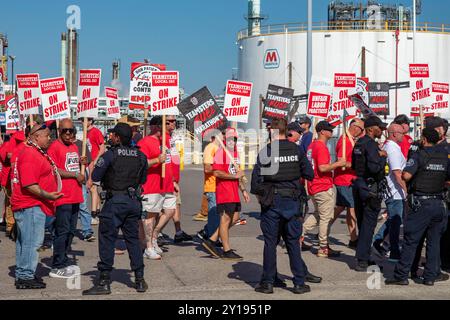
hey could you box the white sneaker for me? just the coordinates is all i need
[49,267,78,279]
[91,218,99,225]
[152,239,163,255]
[143,248,161,260]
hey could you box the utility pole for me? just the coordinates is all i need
[307,0,312,92]
[361,47,366,77]
[8,55,15,94]
[288,62,293,88]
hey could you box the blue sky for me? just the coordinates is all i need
[1,0,449,96]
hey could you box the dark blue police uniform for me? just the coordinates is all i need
[83,140,148,295]
[352,134,387,270]
[389,145,450,284]
[251,139,314,294]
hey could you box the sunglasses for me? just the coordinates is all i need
[61,128,75,135]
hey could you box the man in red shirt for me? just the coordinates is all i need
[333,118,365,249]
[47,119,86,279]
[202,128,250,261]
[11,123,63,289]
[86,118,105,219]
[304,121,346,258]
[393,114,413,159]
[138,116,177,260]
[0,131,26,237]
[166,115,192,243]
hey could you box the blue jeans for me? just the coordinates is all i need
[373,198,404,256]
[203,192,219,239]
[79,185,93,237]
[52,204,79,269]
[14,207,46,280]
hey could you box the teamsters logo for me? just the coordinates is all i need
[264,49,280,69]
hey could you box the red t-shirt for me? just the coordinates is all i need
[334,136,356,187]
[11,145,58,216]
[212,148,240,205]
[307,140,334,195]
[399,134,413,159]
[0,140,13,187]
[87,127,104,161]
[168,133,181,183]
[138,135,174,194]
[10,143,26,189]
[47,140,83,206]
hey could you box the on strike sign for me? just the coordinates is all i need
[16,73,41,115]
[5,95,21,132]
[223,80,252,123]
[431,82,449,114]
[263,84,294,121]
[177,86,227,137]
[105,87,120,119]
[129,62,166,110]
[77,69,101,118]
[150,71,179,115]
[410,63,431,117]
[40,77,70,121]
[328,73,357,126]
[307,77,332,118]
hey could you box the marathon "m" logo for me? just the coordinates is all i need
[264,49,280,69]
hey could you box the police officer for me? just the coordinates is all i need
[82,123,148,295]
[352,116,388,272]
[386,128,450,286]
[409,116,450,282]
[251,118,315,294]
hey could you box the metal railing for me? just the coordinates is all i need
[238,21,450,40]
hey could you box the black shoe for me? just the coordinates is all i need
[411,273,424,284]
[202,239,222,258]
[82,273,111,296]
[292,284,311,294]
[15,278,46,290]
[435,272,450,282]
[423,280,434,286]
[221,250,243,261]
[214,240,223,248]
[174,231,193,243]
[274,277,287,288]
[255,282,274,294]
[83,233,96,242]
[196,230,207,241]
[372,241,388,257]
[348,239,358,250]
[135,278,148,293]
[301,242,312,252]
[354,260,378,272]
[385,278,409,286]
[305,273,322,284]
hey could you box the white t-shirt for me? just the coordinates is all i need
[383,140,406,200]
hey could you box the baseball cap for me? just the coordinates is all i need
[225,127,238,139]
[424,116,444,130]
[149,116,162,126]
[287,122,304,134]
[364,116,388,130]
[315,121,335,132]
[298,116,312,125]
[108,122,132,141]
[393,114,410,125]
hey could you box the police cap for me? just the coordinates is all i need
[287,122,304,134]
[298,116,312,126]
[364,116,387,130]
[108,123,132,142]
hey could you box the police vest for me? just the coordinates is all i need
[410,149,448,195]
[103,146,144,191]
[352,137,384,181]
[263,141,302,182]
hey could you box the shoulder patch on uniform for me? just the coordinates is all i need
[406,158,415,167]
[96,157,105,168]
